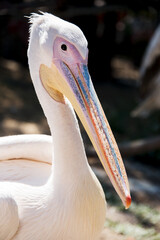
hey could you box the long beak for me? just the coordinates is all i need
[40,60,131,209]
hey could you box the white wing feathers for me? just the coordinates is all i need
[0,135,53,239]
[0,190,19,240]
[0,134,52,164]
[0,134,53,186]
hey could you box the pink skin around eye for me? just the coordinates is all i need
[53,37,88,66]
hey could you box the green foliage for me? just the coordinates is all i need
[127,202,160,225]
[104,191,160,240]
[105,219,160,240]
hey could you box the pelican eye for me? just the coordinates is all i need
[61,44,67,51]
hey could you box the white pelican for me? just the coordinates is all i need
[0,12,131,240]
[132,24,160,117]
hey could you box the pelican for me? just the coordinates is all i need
[132,24,160,117]
[0,12,131,240]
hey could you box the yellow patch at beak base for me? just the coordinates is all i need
[39,63,65,104]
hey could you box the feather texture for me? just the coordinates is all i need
[0,13,106,239]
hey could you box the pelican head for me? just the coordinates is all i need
[28,12,131,209]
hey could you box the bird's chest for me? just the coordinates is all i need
[14,174,106,240]
[49,176,107,240]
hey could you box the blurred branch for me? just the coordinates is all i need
[119,136,160,157]
[87,136,160,158]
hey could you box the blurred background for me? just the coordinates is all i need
[0,0,160,239]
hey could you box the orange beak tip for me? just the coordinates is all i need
[125,195,132,209]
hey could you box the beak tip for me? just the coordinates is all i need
[125,194,132,209]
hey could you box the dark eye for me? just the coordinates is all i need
[61,44,67,51]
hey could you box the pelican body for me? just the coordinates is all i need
[0,13,131,240]
[132,24,160,117]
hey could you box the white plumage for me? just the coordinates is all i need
[132,24,160,117]
[0,13,130,240]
